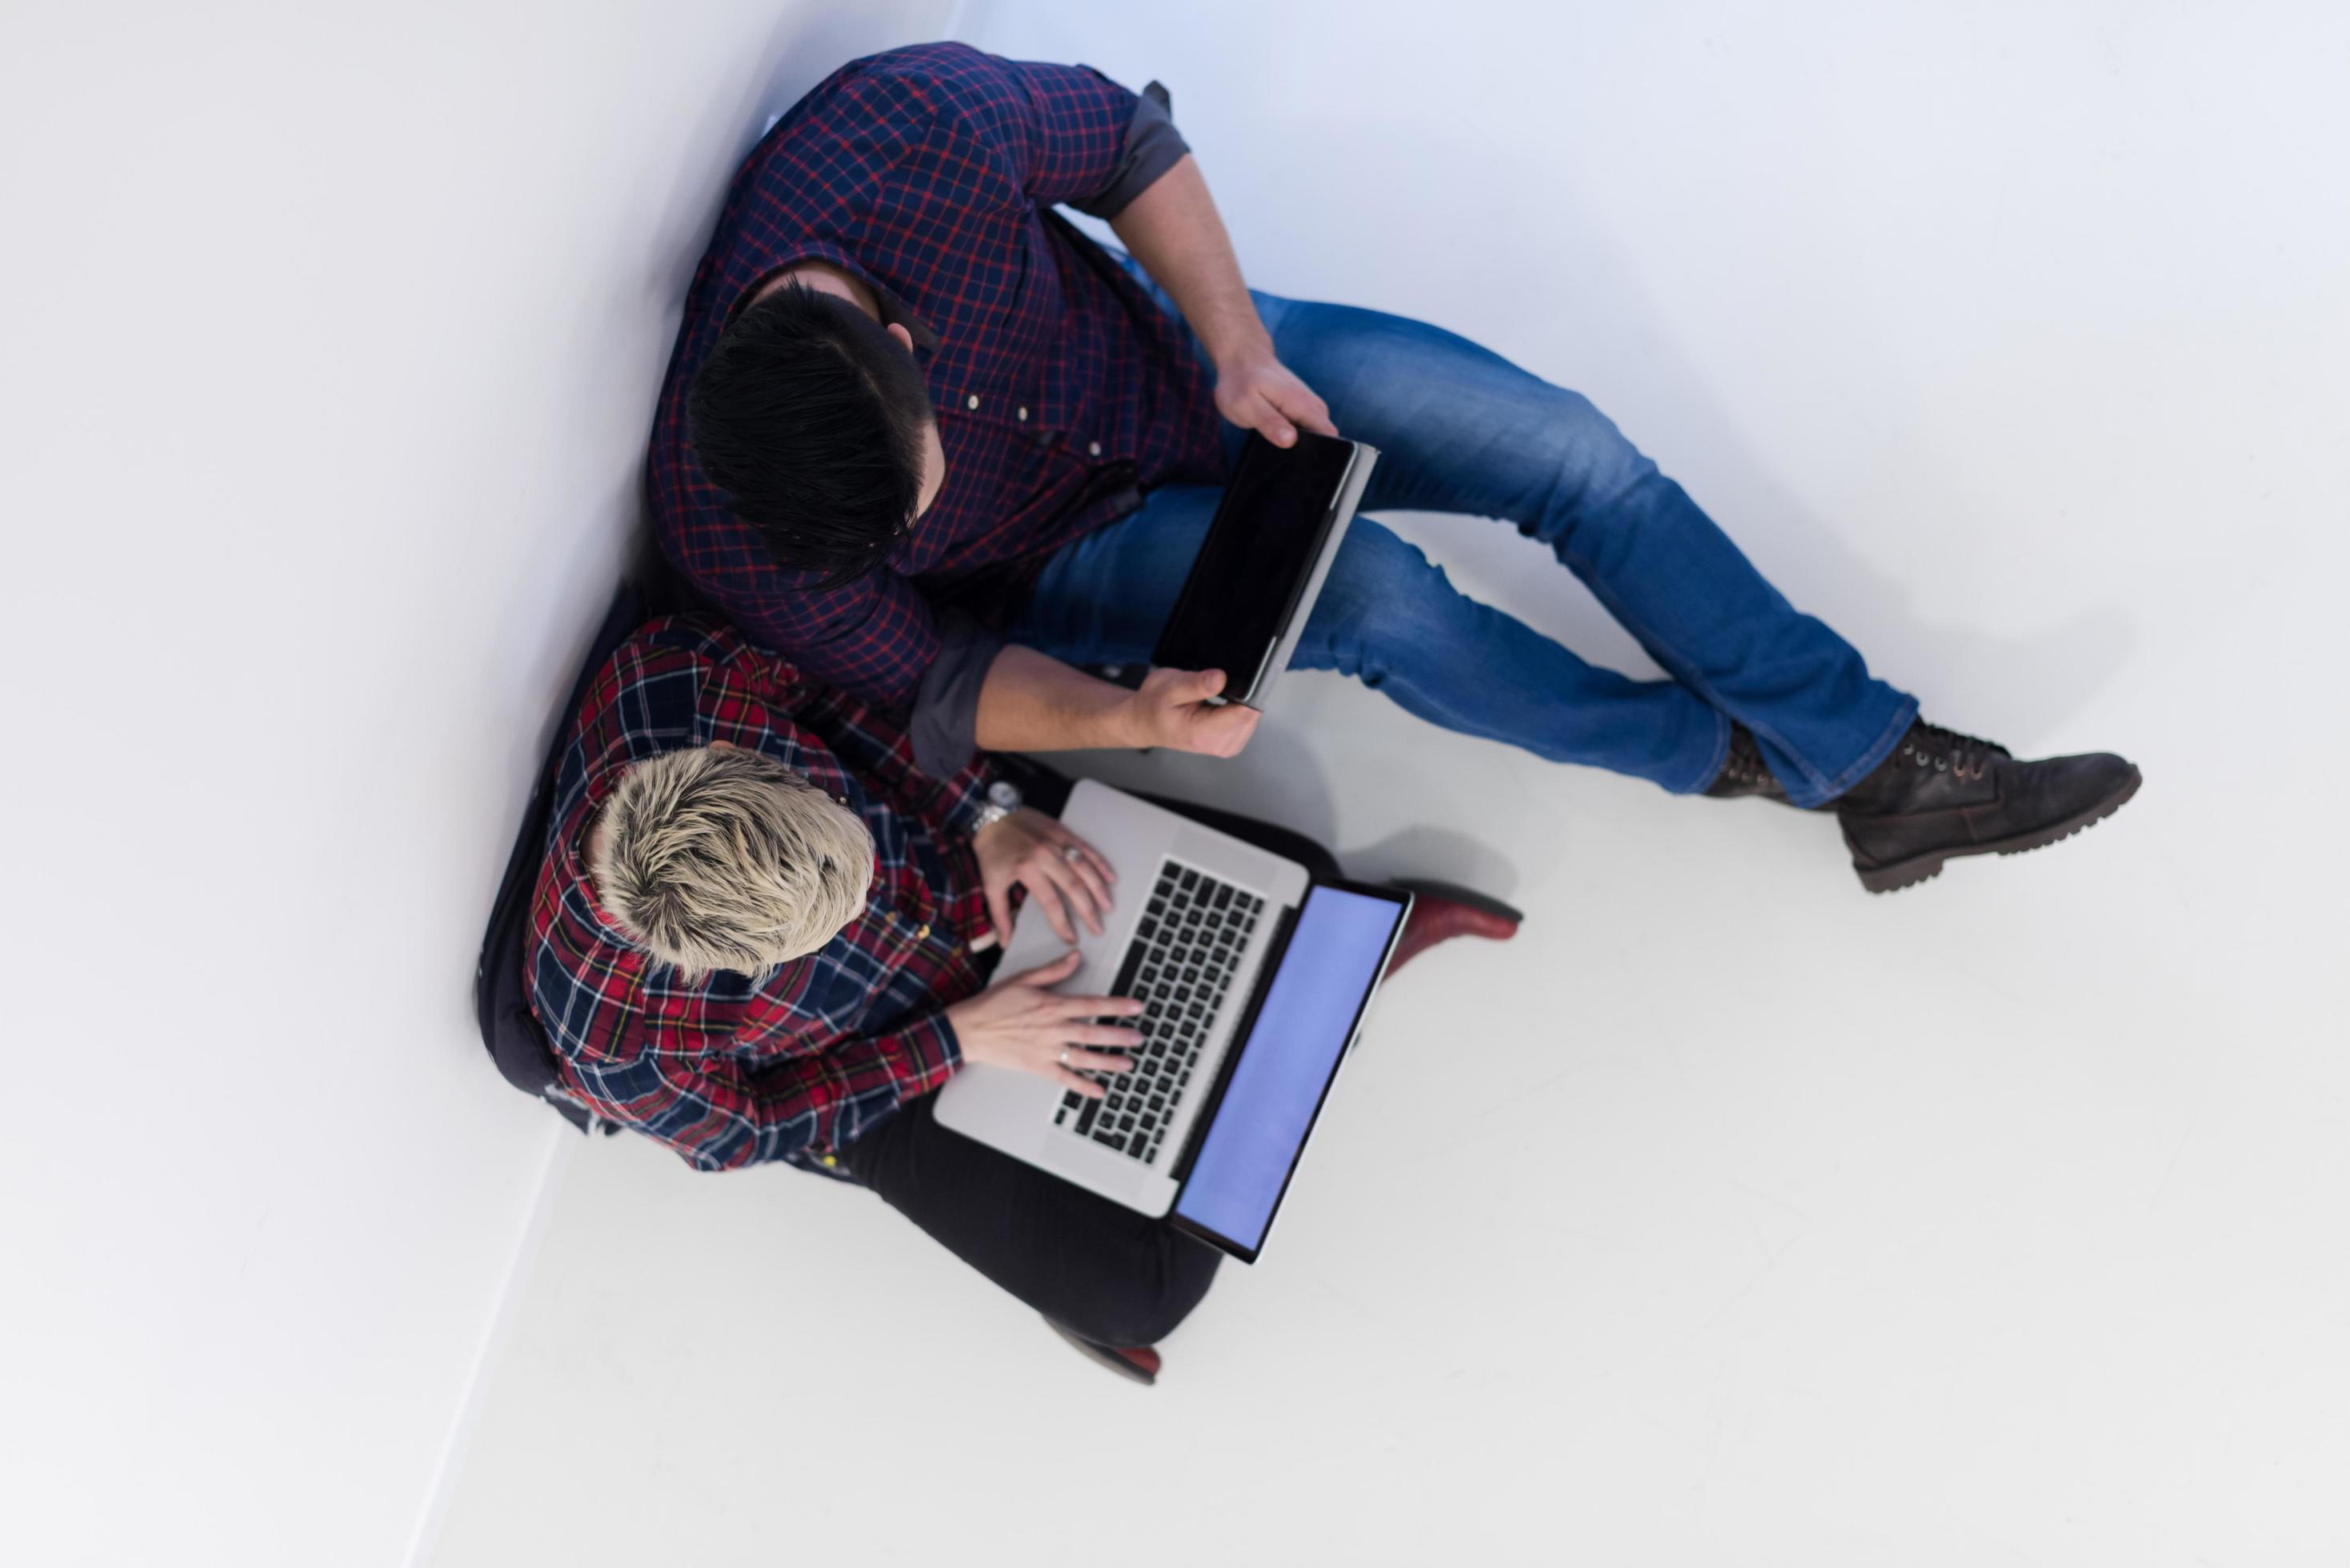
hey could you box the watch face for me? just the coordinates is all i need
[988,780,1023,810]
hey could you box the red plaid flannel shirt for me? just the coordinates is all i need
[526,616,996,1173]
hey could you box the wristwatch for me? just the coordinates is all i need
[968,778,1023,837]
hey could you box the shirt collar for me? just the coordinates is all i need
[735,256,942,358]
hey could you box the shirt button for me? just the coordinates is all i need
[1087,441,1103,457]
[965,394,980,410]
[1016,406,1029,422]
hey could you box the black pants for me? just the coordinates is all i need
[837,764,1342,1348]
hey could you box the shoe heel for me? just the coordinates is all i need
[1856,856,1945,894]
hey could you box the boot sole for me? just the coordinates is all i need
[1855,766,2142,894]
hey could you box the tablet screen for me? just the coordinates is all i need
[1172,883,1405,1258]
[1152,432,1357,688]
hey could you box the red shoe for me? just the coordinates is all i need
[1045,1319,1161,1386]
[1385,880,1522,975]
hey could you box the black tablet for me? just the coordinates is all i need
[1151,431,1379,708]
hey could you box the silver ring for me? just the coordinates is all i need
[1059,1049,1073,1067]
[1062,845,1084,862]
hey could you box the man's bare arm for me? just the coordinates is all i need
[962,149,1311,758]
[1109,154,1335,447]
[972,644,1258,757]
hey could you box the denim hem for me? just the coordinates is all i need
[1669,709,1735,796]
[1587,554,1912,806]
[1784,694,1919,810]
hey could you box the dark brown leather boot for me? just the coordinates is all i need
[1835,721,2140,893]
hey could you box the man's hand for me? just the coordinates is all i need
[972,806,1116,947]
[1123,666,1260,757]
[1107,157,1331,448]
[1213,346,1335,450]
[944,950,1140,1099]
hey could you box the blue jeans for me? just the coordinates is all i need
[1011,289,1916,807]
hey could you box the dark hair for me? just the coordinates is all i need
[687,283,933,584]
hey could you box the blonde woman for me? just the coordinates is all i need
[527,614,1506,1382]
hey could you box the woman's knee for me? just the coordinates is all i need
[1065,1238,1220,1348]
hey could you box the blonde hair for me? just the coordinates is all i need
[592,744,874,980]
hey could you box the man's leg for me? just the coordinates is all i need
[1014,486,1728,795]
[1247,294,1919,807]
[836,1092,1219,1350]
[1060,256,2136,882]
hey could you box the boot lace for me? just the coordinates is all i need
[1900,722,2009,781]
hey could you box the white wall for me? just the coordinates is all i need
[0,4,951,1565]
[426,3,2350,1566]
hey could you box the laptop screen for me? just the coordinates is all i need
[1172,884,1405,1257]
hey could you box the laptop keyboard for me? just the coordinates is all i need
[1055,858,1267,1165]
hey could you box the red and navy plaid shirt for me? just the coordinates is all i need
[649,42,1224,711]
[527,615,996,1174]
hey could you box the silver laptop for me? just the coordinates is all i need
[934,779,1411,1262]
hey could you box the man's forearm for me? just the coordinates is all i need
[972,644,1142,752]
[1108,154,1267,367]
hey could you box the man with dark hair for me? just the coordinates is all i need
[687,285,940,583]
[651,42,2137,893]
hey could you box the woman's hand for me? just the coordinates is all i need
[944,950,1141,1099]
[973,806,1118,946]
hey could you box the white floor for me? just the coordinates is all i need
[430,4,2350,1564]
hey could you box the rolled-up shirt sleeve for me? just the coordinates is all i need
[909,610,1007,778]
[935,50,1187,216]
[1072,81,1188,218]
